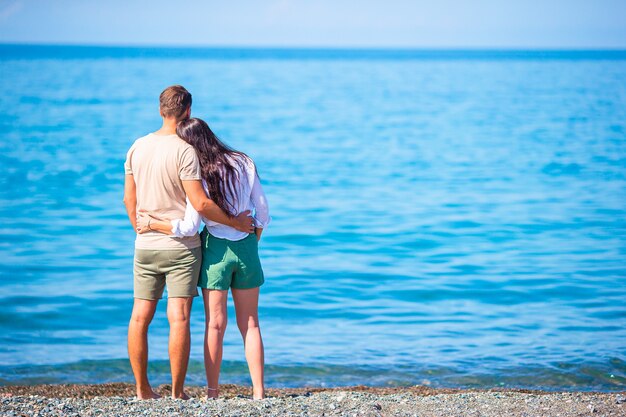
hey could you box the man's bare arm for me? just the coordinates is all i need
[123,174,138,231]
[182,180,254,233]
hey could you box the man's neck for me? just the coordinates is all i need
[154,119,178,136]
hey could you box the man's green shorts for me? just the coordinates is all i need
[134,247,201,300]
[199,229,264,290]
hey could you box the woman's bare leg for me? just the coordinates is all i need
[232,287,265,399]
[202,288,228,398]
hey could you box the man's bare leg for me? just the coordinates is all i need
[232,287,265,399]
[202,289,228,398]
[167,297,193,399]
[128,298,161,399]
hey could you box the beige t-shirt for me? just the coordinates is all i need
[124,133,202,250]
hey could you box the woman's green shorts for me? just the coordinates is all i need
[198,228,265,290]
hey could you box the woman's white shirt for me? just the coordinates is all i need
[170,155,270,241]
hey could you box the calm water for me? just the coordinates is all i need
[0,45,625,390]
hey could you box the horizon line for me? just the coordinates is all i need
[2,42,626,52]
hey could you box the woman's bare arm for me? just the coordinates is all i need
[136,213,174,235]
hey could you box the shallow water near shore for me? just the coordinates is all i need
[0,45,625,390]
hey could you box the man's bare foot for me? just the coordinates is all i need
[172,391,190,400]
[136,389,161,400]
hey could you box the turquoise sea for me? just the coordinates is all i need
[0,45,625,390]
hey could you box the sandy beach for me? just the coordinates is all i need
[1,384,624,416]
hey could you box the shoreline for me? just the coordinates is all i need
[0,382,573,399]
[2,384,625,416]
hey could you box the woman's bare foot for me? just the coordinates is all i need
[206,387,219,399]
[136,389,161,400]
[253,388,265,400]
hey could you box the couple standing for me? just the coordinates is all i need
[123,85,270,400]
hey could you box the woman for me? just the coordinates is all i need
[136,118,270,400]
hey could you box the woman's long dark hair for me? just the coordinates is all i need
[176,118,249,217]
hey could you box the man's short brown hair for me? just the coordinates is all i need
[159,85,192,121]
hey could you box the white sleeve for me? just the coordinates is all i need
[250,172,271,228]
[170,198,202,237]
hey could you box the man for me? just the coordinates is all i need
[123,85,253,400]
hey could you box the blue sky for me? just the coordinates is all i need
[1,0,625,48]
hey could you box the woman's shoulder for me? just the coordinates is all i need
[229,153,256,172]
